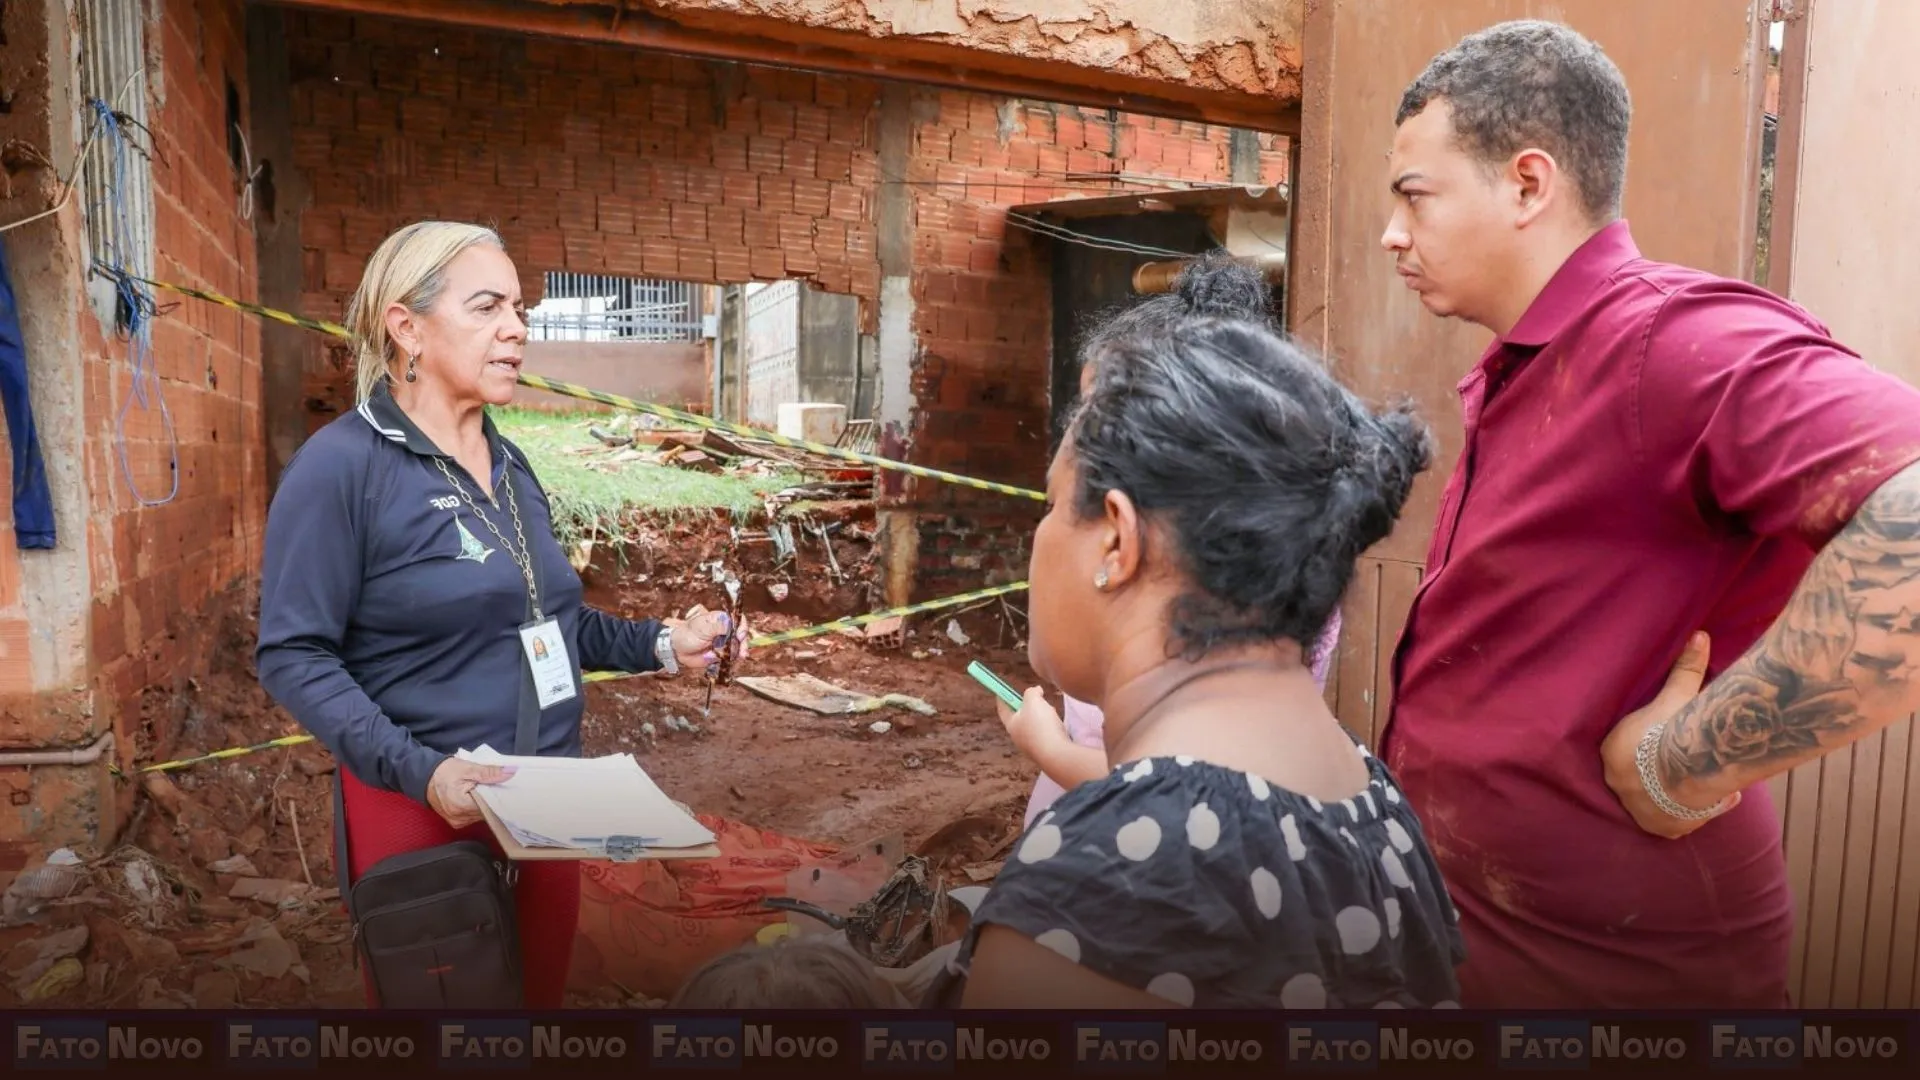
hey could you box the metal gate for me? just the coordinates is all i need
[742,281,800,429]
[526,273,704,343]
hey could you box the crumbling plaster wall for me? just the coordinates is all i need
[550,0,1306,101]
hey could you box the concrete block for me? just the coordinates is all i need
[777,403,847,445]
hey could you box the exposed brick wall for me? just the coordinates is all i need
[1,0,264,846]
[283,11,1284,599]
[87,0,266,762]
[284,13,885,430]
[898,99,1287,596]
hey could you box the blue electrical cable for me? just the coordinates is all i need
[90,97,178,508]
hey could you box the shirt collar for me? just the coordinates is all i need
[357,381,506,465]
[1499,219,1642,349]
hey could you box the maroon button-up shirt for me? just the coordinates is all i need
[1380,221,1920,1008]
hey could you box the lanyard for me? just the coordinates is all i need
[433,455,543,621]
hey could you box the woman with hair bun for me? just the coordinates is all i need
[941,254,1464,1010]
[1013,262,1342,828]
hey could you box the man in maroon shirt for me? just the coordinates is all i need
[1378,19,1920,1008]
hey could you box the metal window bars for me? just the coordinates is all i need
[526,273,706,343]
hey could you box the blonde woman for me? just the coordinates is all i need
[255,222,745,1007]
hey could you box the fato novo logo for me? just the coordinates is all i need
[1287,1020,1481,1072]
[13,1020,209,1071]
[226,1018,423,1067]
[440,1020,634,1070]
[1710,1019,1906,1070]
[860,1020,1057,1071]
[650,1018,845,1070]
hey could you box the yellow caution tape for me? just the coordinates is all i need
[128,274,1044,501]
[582,579,1029,684]
[116,733,318,775]
[115,582,1028,774]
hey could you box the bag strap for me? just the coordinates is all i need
[514,659,539,757]
[332,770,352,897]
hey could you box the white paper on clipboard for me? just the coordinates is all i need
[456,745,716,851]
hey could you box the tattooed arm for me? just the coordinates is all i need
[1656,460,1920,808]
[1602,459,1920,836]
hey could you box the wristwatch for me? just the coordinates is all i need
[655,625,680,676]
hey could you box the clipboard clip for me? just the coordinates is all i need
[571,835,655,862]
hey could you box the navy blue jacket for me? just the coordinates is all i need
[255,383,663,805]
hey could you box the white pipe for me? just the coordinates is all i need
[0,731,114,767]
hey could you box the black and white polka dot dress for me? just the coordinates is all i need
[937,739,1466,1009]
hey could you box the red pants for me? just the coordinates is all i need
[340,767,580,1008]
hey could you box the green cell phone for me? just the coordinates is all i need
[967,661,1024,711]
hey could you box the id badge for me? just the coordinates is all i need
[519,618,578,709]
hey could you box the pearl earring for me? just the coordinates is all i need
[404,352,418,383]
[1094,569,1109,590]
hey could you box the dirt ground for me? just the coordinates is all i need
[0,506,1041,1010]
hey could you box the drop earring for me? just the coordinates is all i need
[1094,568,1109,590]
[404,352,418,383]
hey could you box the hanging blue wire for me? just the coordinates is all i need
[89,97,178,508]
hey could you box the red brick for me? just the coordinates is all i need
[721,171,760,207]
[653,162,689,203]
[750,249,785,279]
[714,248,753,282]
[603,235,646,274]
[633,202,672,237]
[536,156,577,191]
[760,176,795,215]
[563,233,605,270]
[742,211,780,250]
[679,248,717,283]
[759,101,796,139]
[497,157,537,188]
[781,141,817,177]
[815,144,854,182]
[554,188,597,227]
[596,194,635,235]
[685,167,723,206]
[827,184,864,222]
[696,203,741,246]
[670,203,709,242]
[575,155,615,195]
[653,86,690,127]
[612,156,651,197]
[711,132,750,172]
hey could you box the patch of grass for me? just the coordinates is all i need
[492,408,802,547]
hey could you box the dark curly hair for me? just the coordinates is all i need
[1396,20,1631,222]
[1068,253,1433,660]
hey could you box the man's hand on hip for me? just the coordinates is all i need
[1602,632,1743,839]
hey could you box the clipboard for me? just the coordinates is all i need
[474,795,720,862]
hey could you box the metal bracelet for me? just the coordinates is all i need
[655,625,680,676]
[1635,721,1723,821]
